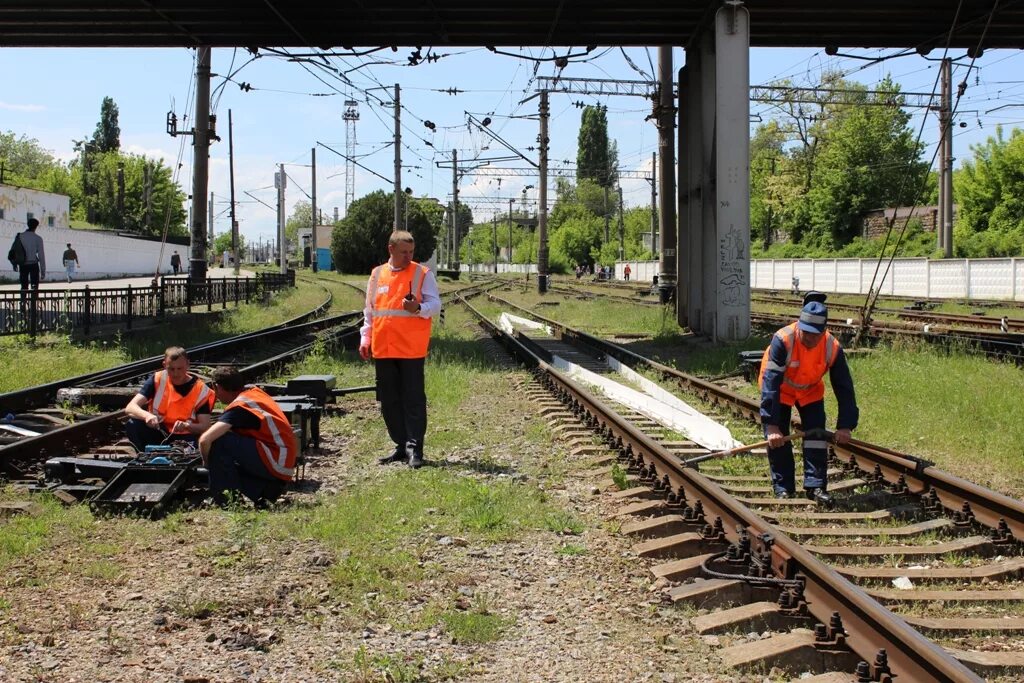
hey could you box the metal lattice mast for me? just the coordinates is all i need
[343,99,359,215]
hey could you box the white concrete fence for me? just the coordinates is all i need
[614,258,1024,302]
[2,222,184,282]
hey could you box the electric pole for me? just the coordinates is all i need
[276,163,286,275]
[493,214,498,273]
[618,185,625,260]
[190,47,211,283]
[537,89,549,293]
[508,197,513,266]
[311,146,318,272]
[940,57,954,258]
[208,191,215,249]
[117,161,125,231]
[143,162,152,233]
[451,149,459,270]
[649,151,658,257]
[393,83,402,231]
[657,45,676,304]
[228,109,238,274]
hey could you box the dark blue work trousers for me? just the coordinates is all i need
[207,431,283,505]
[764,400,828,496]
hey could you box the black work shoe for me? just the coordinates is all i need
[378,448,405,465]
[806,488,834,508]
[775,490,791,499]
[408,451,424,469]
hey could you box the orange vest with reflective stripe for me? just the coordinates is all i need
[369,261,432,359]
[149,371,215,431]
[228,386,297,481]
[758,322,841,406]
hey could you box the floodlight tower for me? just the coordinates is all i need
[343,99,359,215]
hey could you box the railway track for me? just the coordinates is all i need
[455,290,1024,681]
[0,285,359,478]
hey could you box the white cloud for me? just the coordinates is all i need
[0,101,45,113]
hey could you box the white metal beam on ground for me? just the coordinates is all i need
[549,352,741,452]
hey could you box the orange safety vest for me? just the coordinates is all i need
[149,371,215,431]
[758,322,841,406]
[368,261,432,359]
[227,386,297,481]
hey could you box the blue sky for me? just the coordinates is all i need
[2,45,1023,245]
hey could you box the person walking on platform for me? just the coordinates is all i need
[17,218,46,295]
[359,230,440,469]
[758,294,858,505]
[170,250,182,275]
[198,366,297,506]
[124,346,214,451]
[62,243,80,283]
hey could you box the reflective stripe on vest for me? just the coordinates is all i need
[150,371,214,429]
[759,322,840,406]
[229,387,296,480]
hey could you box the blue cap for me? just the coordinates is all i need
[797,301,828,333]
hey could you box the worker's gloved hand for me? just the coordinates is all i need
[171,420,192,435]
[765,425,785,449]
[402,297,419,313]
[144,414,161,430]
[833,428,852,445]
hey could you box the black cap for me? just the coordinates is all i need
[802,290,827,306]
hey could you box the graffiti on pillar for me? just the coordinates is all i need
[719,223,748,306]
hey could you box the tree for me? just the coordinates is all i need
[331,191,439,273]
[577,105,614,187]
[213,231,247,259]
[285,200,312,249]
[0,131,59,185]
[92,96,121,152]
[954,126,1024,257]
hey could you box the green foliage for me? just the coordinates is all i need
[213,230,247,259]
[577,105,615,187]
[0,131,60,185]
[750,73,928,253]
[953,126,1024,257]
[70,151,187,235]
[91,96,121,152]
[331,191,439,273]
[285,199,312,248]
[610,463,629,491]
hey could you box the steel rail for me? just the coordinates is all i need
[466,297,980,682]
[0,318,363,475]
[487,294,1024,542]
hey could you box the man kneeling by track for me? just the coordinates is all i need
[198,366,297,507]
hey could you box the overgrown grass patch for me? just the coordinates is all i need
[0,490,94,572]
[441,603,510,644]
[270,469,576,608]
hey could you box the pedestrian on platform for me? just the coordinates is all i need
[170,250,182,275]
[758,296,858,505]
[124,346,214,451]
[62,243,79,283]
[17,218,46,295]
[359,230,440,469]
[198,366,297,507]
[623,264,632,281]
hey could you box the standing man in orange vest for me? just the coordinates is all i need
[124,346,215,451]
[759,295,858,505]
[198,366,297,506]
[359,230,440,469]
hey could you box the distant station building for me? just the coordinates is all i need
[0,184,70,231]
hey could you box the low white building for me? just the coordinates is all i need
[1,183,187,280]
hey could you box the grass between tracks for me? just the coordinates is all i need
[1,300,589,672]
[487,282,1024,499]
[0,275,335,394]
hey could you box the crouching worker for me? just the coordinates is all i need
[198,366,297,507]
[124,346,214,451]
